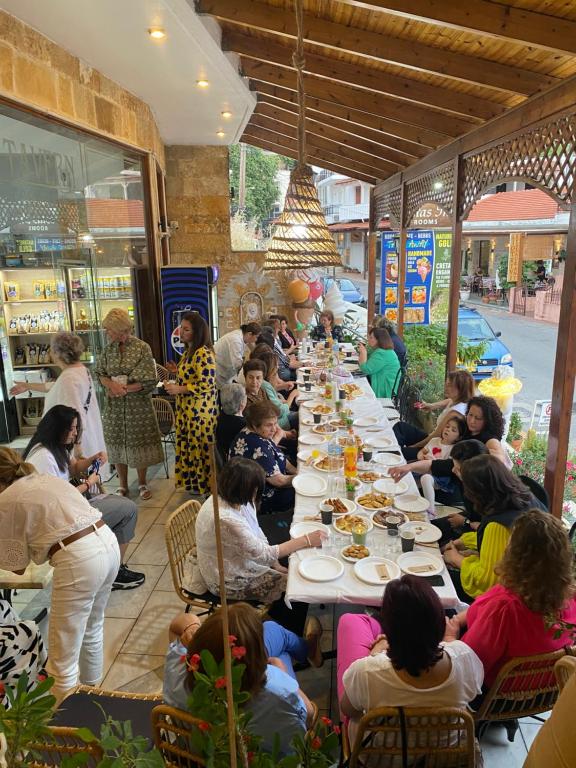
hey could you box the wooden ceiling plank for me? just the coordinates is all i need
[338,0,576,56]
[223,28,505,121]
[241,133,379,184]
[255,84,444,151]
[244,123,386,179]
[197,0,557,95]
[249,113,401,174]
[243,60,476,136]
[256,101,419,164]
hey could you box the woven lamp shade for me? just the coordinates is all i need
[264,164,342,270]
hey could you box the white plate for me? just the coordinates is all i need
[319,497,356,514]
[381,407,400,419]
[292,474,328,497]
[373,452,404,467]
[343,363,359,372]
[353,416,382,428]
[297,449,326,463]
[402,521,442,544]
[296,392,316,402]
[300,415,316,426]
[397,552,444,577]
[365,436,394,449]
[373,478,409,496]
[371,510,407,529]
[356,495,394,513]
[333,513,374,536]
[340,545,371,563]
[312,423,339,436]
[301,399,333,412]
[354,557,401,585]
[298,555,344,582]
[312,457,344,473]
[299,433,327,446]
[290,521,330,539]
[394,494,430,513]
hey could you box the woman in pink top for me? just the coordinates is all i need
[447,509,576,689]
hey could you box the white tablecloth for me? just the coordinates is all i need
[285,377,459,608]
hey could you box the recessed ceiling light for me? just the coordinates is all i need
[216,130,226,138]
[221,110,232,119]
[196,79,210,88]
[148,27,166,39]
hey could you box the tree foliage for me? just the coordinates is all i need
[229,145,281,230]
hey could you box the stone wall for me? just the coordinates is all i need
[0,10,164,164]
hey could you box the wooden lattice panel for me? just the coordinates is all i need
[404,162,454,227]
[461,114,576,218]
[373,187,402,230]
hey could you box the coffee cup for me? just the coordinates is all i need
[319,503,334,525]
[303,372,311,382]
[313,412,322,424]
[385,515,402,532]
[401,529,415,552]
[338,388,346,400]
[362,447,373,463]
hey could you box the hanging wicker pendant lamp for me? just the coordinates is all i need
[263,0,341,271]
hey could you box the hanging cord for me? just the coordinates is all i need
[293,0,306,168]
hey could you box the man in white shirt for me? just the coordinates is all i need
[214,322,261,389]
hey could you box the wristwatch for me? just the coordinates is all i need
[463,518,470,526]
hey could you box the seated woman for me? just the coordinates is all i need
[442,454,545,602]
[163,603,316,757]
[394,370,475,461]
[310,310,344,343]
[249,344,294,394]
[230,402,297,514]
[244,359,269,406]
[338,576,483,744]
[215,382,247,460]
[23,404,144,590]
[277,315,298,352]
[446,510,576,691]
[357,327,401,399]
[256,351,299,430]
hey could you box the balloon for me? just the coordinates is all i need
[287,279,310,304]
[308,279,323,300]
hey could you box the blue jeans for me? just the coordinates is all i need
[263,620,307,680]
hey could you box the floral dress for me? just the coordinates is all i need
[0,599,47,708]
[174,346,218,495]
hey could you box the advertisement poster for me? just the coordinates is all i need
[380,230,434,325]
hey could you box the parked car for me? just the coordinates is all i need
[457,306,513,380]
[321,276,365,305]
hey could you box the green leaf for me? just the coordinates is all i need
[76,726,98,743]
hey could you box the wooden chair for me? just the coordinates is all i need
[27,726,104,767]
[156,362,175,383]
[151,704,206,767]
[165,500,219,615]
[344,706,476,768]
[153,396,176,478]
[474,646,576,740]
[554,655,576,692]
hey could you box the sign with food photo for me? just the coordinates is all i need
[380,230,435,325]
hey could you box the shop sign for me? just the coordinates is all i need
[508,233,525,282]
[410,203,451,228]
[530,399,552,431]
[380,230,434,325]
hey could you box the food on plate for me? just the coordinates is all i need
[411,286,427,304]
[323,497,348,514]
[376,563,391,580]
[358,471,382,482]
[314,423,338,434]
[357,492,393,509]
[335,514,368,533]
[314,456,344,471]
[343,544,370,560]
[341,383,363,399]
[385,287,397,304]
[338,434,363,448]
[404,511,428,522]
[373,509,405,527]
[408,564,435,574]
[330,418,348,428]
[385,308,398,322]
[311,404,332,415]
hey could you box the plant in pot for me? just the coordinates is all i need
[507,411,524,450]
[459,278,471,301]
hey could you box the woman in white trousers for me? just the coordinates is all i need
[0,449,119,701]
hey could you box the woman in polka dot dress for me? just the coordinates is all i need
[165,313,218,495]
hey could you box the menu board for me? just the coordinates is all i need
[380,230,434,325]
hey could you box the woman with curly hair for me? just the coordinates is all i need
[446,509,576,689]
[443,455,546,601]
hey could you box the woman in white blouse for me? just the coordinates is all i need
[196,457,325,604]
[0,447,120,701]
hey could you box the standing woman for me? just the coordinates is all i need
[95,309,163,499]
[164,312,217,496]
[357,327,401,398]
[0,448,120,701]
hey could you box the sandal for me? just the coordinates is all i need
[115,487,129,497]
[304,615,324,668]
[138,484,152,500]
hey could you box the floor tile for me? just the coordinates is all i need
[102,617,136,679]
[156,564,176,592]
[130,478,177,509]
[104,564,164,619]
[101,652,165,693]
[479,725,528,767]
[120,589,187,656]
[132,506,163,543]
[128,524,168,566]
[297,662,334,712]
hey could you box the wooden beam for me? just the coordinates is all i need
[367,227,377,326]
[241,133,378,184]
[245,121,390,178]
[243,59,477,137]
[223,28,505,121]
[257,99,423,162]
[252,103,410,167]
[446,157,463,373]
[198,0,557,95]
[338,0,576,57]
[255,84,444,151]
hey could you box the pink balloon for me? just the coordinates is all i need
[308,280,323,300]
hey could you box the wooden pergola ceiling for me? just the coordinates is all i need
[197,0,576,185]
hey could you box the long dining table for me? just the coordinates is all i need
[285,371,460,610]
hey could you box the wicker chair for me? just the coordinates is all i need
[554,655,576,692]
[343,706,476,768]
[27,726,104,767]
[151,704,206,767]
[153,396,176,478]
[474,646,576,740]
[155,362,175,383]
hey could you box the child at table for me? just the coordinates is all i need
[417,417,466,517]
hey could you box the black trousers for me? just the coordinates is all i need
[392,421,428,460]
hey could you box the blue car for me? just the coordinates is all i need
[321,277,365,305]
[457,306,513,380]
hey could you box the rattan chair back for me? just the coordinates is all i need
[27,726,104,767]
[151,704,206,767]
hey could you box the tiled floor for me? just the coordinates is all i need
[11,459,544,765]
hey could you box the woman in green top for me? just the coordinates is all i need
[252,351,299,432]
[358,327,401,398]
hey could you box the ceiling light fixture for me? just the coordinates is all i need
[433,180,444,191]
[221,110,232,119]
[217,130,226,138]
[196,79,209,88]
[148,27,166,39]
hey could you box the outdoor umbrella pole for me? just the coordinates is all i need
[208,443,238,768]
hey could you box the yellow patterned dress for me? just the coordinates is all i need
[174,345,218,494]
